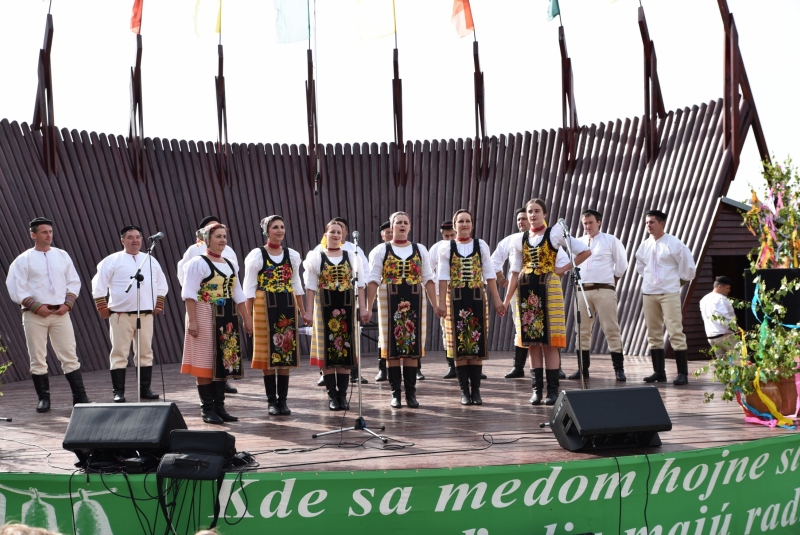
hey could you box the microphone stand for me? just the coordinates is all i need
[313,232,387,443]
[559,220,591,391]
[125,239,160,403]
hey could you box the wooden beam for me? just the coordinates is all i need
[305,48,319,190]
[31,14,56,177]
[215,44,231,186]
[128,34,145,182]
[392,47,405,187]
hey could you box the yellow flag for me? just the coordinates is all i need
[194,0,222,37]
[356,0,396,41]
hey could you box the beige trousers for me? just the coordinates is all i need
[109,312,154,369]
[22,311,81,375]
[576,288,623,353]
[708,333,736,358]
[643,293,687,351]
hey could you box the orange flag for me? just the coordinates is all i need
[131,0,143,34]
[452,0,474,38]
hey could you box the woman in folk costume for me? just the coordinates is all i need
[436,209,506,406]
[365,212,438,408]
[503,199,591,405]
[181,223,253,424]
[243,216,305,417]
[303,220,369,411]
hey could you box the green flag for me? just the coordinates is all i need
[547,0,560,21]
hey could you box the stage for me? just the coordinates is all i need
[1,352,799,535]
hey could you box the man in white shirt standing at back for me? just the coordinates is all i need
[92,225,169,403]
[429,220,458,378]
[699,276,737,357]
[635,209,697,385]
[566,209,629,382]
[5,217,91,412]
[370,220,393,382]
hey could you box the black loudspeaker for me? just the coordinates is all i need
[63,403,187,464]
[549,387,672,452]
[169,430,236,458]
[743,268,800,330]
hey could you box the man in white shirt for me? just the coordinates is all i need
[428,220,458,378]
[370,220,393,382]
[566,209,629,382]
[5,217,91,412]
[92,225,169,402]
[635,209,697,385]
[700,276,737,357]
[491,208,530,378]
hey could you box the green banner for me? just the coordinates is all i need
[1,434,799,534]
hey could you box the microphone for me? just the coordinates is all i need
[352,231,359,240]
[148,232,165,241]
[557,218,569,233]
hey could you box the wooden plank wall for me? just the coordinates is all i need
[0,97,739,383]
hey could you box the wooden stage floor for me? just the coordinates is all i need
[0,352,794,475]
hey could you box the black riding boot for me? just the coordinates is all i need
[198,384,223,424]
[110,368,126,403]
[324,374,340,410]
[529,368,544,405]
[416,360,425,381]
[336,372,350,410]
[64,370,90,405]
[505,346,527,378]
[277,374,292,415]
[139,366,160,400]
[375,357,388,382]
[443,357,457,379]
[388,366,403,408]
[673,350,689,385]
[643,349,667,383]
[568,351,590,380]
[264,373,279,415]
[213,380,238,422]
[469,365,483,405]
[611,351,626,381]
[403,365,419,408]
[32,374,51,413]
[456,366,472,405]
[350,366,367,384]
[544,369,560,405]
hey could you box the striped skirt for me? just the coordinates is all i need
[513,273,566,348]
[377,283,427,359]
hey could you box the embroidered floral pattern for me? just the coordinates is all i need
[391,299,418,355]
[198,282,227,306]
[456,308,482,354]
[318,262,353,291]
[270,314,297,364]
[382,252,423,285]
[449,255,483,289]
[520,291,545,340]
[258,261,294,293]
[523,233,557,275]
[219,321,241,372]
[327,308,352,362]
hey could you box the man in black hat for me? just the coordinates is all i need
[369,221,393,381]
[92,225,169,402]
[5,217,91,412]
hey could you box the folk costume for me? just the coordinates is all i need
[367,242,435,408]
[491,232,530,379]
[437,238,495,405]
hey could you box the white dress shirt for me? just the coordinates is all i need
[177,243,238,287]
[92,251,169,311]
[242,247,304,299]
[635,233,696,294]
[699,291,736,337]
[428,239,448,295]
[436,239,496,282]
[491,233,517,275]
[508,224,590,273]
[303,250,366,292]
[577,232,628,284]
[6,248,81,308]
[366,243,435,285]
[181,256,246,304]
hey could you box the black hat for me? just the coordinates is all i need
[29,217,53,230]
[380,221,391,231]
[199,215,220,229]
[333,217,349,229]
[119,225,143,237]
[440,221,454,231]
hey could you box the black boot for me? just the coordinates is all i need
[336,372,350,411]
[264,374,279,415]
[213,380,238,422]
[416,360,425,381]
[643,349,667,383]
[198,384,223,424]
[611,352,626,381]
[375,357,388,382]
[456,366,472,405]
[567,351,590,380]
[403,366,419,408]
[110,368,126,403]
[139,366,160,400]
[443,357,457,379]
[323,374,340,410]
[317,370,326,386]
[64,370,90,405]
[469,365,483,405]
[505,346,527,378]
[388,366,403,408]
[277,375,292,415]
[673,350,689,385]
[224,380,238,394]
[544,369,560,406]
[32,374,51,413]
[350,367,367,384]
[530,368,544,405]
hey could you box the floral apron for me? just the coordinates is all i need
[252,247,299,369]
[445,240,489,360]
[309,251,357,369]
[378,243,426,359]
[199,256,243,379]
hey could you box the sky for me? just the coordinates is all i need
[1,0,798,202]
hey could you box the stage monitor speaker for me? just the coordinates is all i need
[549,387,672,452]
[169,430,236,458]
[63,402,187,464]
